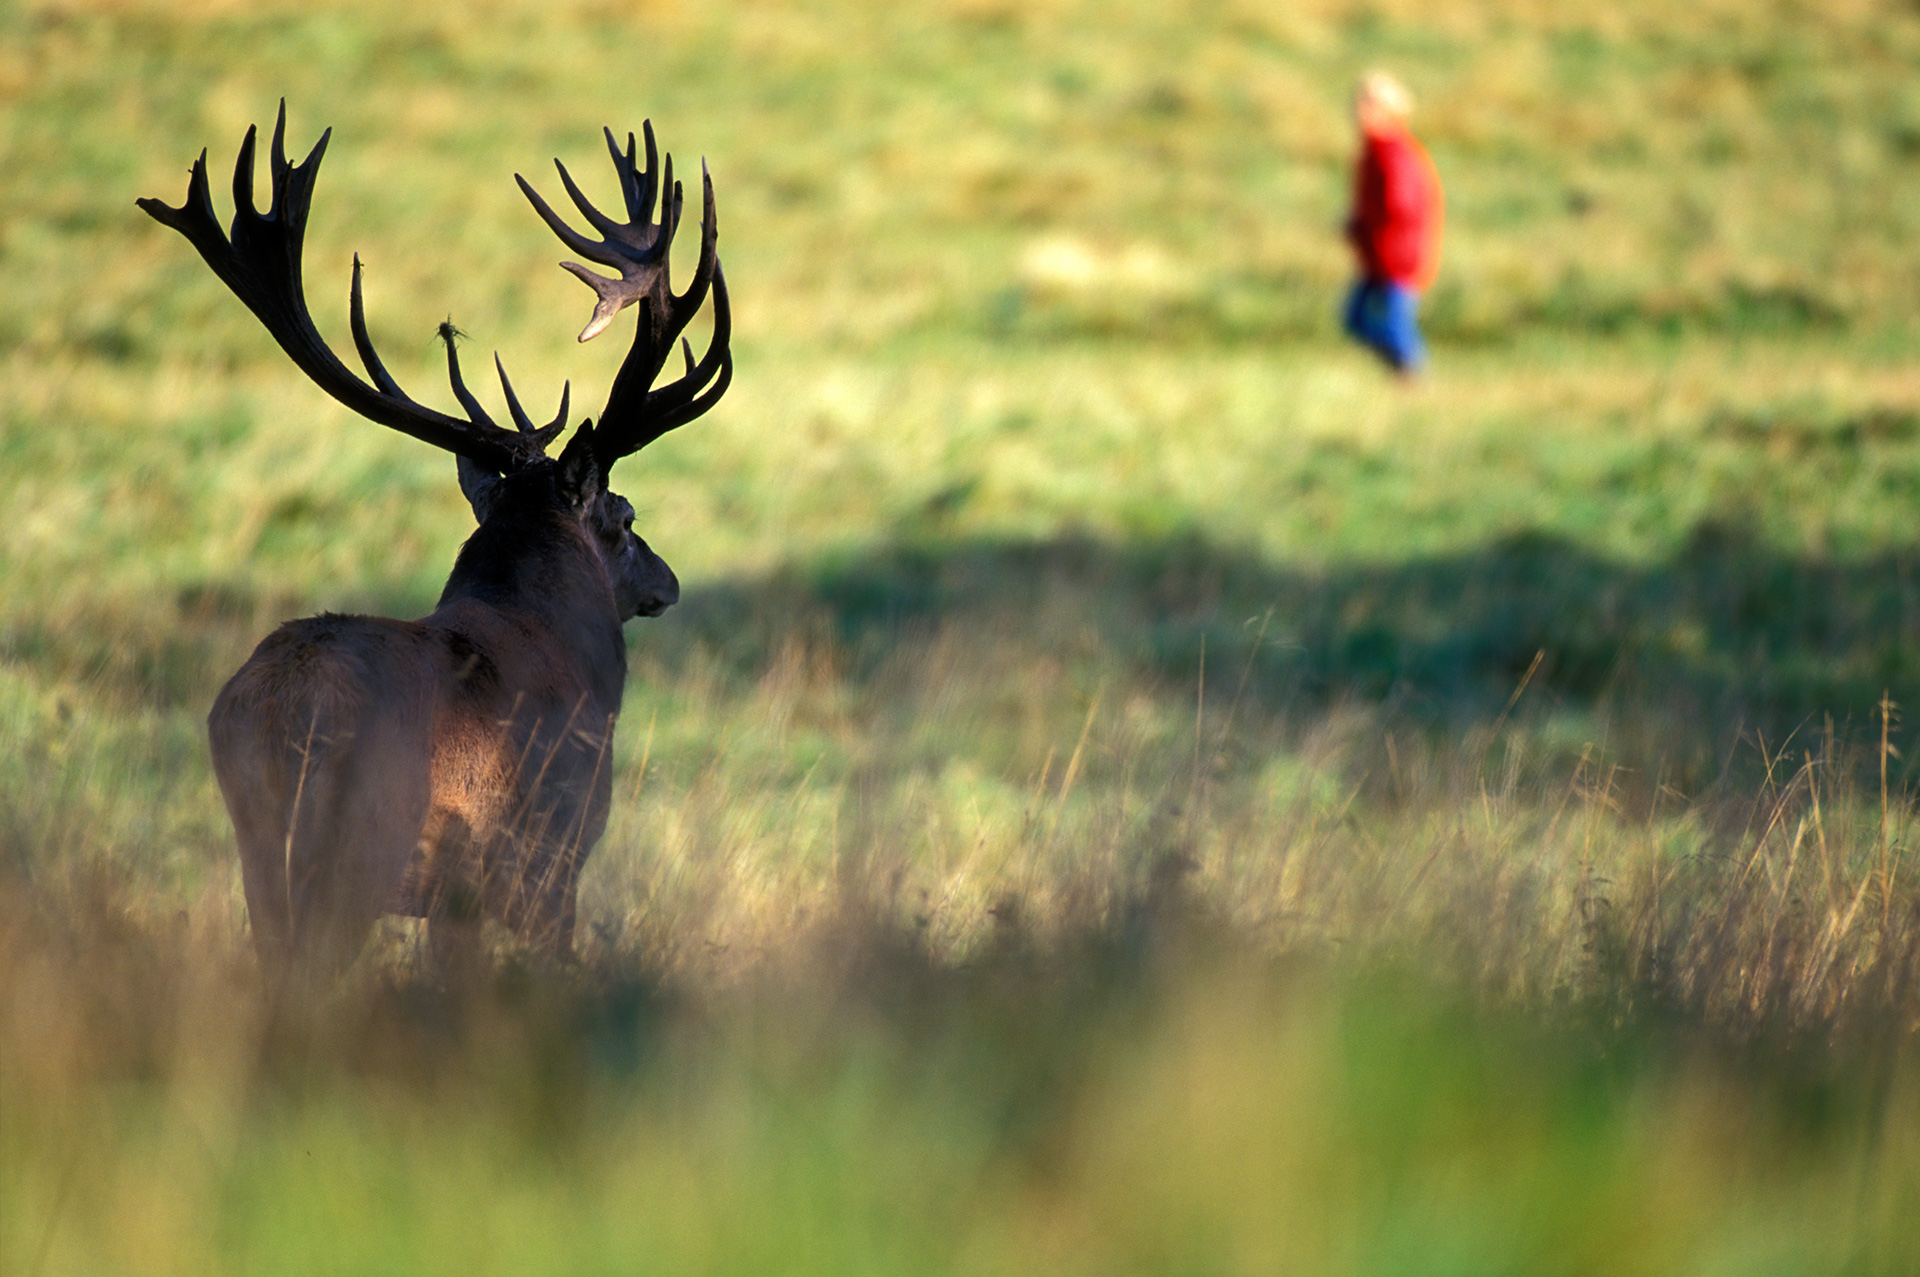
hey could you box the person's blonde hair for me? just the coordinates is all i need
[1355,70,1413,120]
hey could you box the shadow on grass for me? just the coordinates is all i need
[40,518,1920,793]
[661,520,1920,790]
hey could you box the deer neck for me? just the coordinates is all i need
[436,508,629,710]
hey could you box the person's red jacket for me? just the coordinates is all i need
[1347,124,1443,289]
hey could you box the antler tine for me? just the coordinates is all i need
[668,162,720,328]
[139,104,558,474]
[438,323,500,429]
[556,157,627,244]
[651,359,733,439]
[266,100,329,254]
[640,121,660,224]
[604,127,655,226]
[604,130,635,219]
[661,153,678,240]
[171,149,218,237]
[642,262,731,419]
[644,353,733,443]
[665,354,733,434]
[514,172,605,263]
[231,123,260,223]
[560,263,634,344]
[348,255,406,398]
[267,103,291,211]
[495,353,535,432]
[492,355,569,449]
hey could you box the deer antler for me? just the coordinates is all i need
[517,121,732,474]
[138,101,566,473]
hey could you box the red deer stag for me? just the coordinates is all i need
[139,103,730,976]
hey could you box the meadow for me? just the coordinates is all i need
[7,0,1920,1270]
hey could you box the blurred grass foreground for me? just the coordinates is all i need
[10,0,1920,1271]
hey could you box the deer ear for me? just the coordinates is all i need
[555,420,603,509]
[457,454,504,524]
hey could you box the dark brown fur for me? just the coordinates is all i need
[208,459,676,976]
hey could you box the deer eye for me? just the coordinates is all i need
[622,516,634,533]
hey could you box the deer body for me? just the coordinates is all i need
[143,105,729,975]
[210,469,674,968]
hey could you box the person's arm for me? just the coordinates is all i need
[1348,145,1384,266]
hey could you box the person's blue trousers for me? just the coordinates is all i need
[1342,278,1426,372]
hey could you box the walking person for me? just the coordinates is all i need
[1342,71,1443,377]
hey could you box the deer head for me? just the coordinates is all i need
[137,101,730,621]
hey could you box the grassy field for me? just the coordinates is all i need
[8,0,1920,1271]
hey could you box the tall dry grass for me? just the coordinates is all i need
[7,664,1920,1271]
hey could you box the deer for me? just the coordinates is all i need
[138,103,730,979]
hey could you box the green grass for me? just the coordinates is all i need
[8,0,1920,1271]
